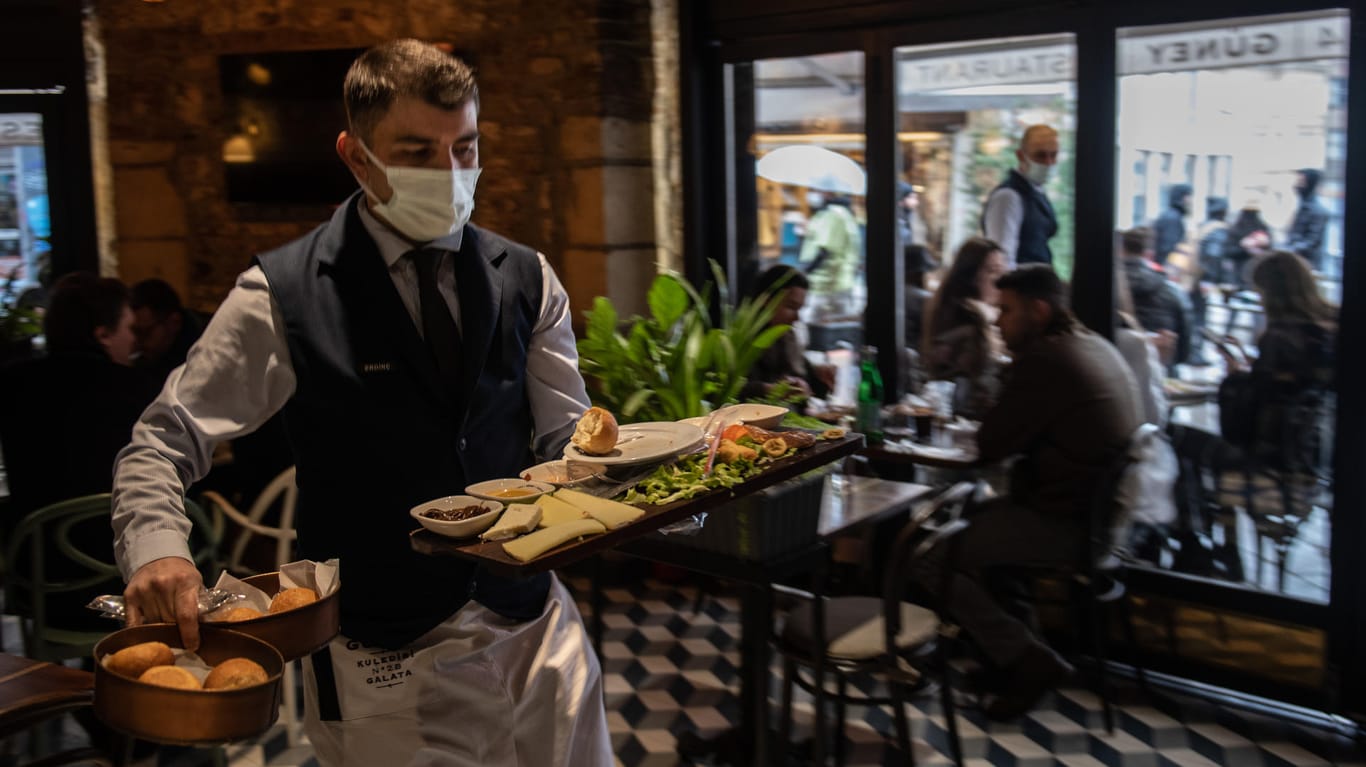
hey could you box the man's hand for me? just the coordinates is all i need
[125,557,204,651]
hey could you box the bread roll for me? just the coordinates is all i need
[203,657,269,690]
[212,606,265,623]
[571,407,618,455]
[138,665,202,690]
[106,641,175,680]
[268,587,318,614]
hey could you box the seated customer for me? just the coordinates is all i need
[913,265,1141,720]
[129,277,203,387]
[902,244,937,354]
[1120,226,1190,367]
[740,265,834,401]
[922,237,1007,418]
[0,272,159,628]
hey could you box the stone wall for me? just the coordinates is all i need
[89,0,660,323]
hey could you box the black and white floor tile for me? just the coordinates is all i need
[4,576,1361,767]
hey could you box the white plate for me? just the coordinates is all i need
[563,421,705,466]
[729,403,789,429]
[519,460,600,487]
[465,478,555,502]
[409,495,504,539]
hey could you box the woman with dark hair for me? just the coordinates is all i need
[1217,251,1337,475]
[0,271,158,629]
[922,237,1008,417]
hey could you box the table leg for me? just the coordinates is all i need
[739,582,774,766]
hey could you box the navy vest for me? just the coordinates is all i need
[256,193,549,649]
[985,169,1058,266]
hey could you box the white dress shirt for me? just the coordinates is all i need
[111,204,590,581]
[981,173,1044,270]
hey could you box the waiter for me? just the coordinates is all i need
[111,39,611,766]
[981,124,1060,269]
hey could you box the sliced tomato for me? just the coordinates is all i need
[721,424,751,442]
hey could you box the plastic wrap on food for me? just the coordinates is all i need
[87,588,246,622]
[655,511,707,536]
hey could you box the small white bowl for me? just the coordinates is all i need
[465,478,555,503]
[519,460,599,488]
[409,495,504,539]
[730,403,789,429]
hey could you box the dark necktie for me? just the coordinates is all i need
[411,248,462,390]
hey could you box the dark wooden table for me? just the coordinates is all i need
[0,652,95,741]
[615,475,931,767]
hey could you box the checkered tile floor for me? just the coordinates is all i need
[4,575,1362,766]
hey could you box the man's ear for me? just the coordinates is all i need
[167,311,183,336]
[1032,298,1054,327]
[336,131,368,182]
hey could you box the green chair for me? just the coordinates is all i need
[3,493,222,663]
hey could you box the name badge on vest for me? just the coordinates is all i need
[360,361,394,374]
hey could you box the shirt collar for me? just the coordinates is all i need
[356,198,466,268]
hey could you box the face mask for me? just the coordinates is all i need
[1021,158,1052,186]
[356,140,480,242]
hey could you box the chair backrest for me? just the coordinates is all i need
[3,494,121,661]
[881,481,979,640]
[200,466,298,577]
[1091,422,1163,561]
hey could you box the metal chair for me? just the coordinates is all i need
[774,481,978,765]
[200,466,303,744]
[200,466,298,578]
[3,494,221,663]
[1018,423,1158,733]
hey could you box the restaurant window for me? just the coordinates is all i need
[0,113,48,292]
[893,35,1077,282]
[1116,9,1348,605]
[750,51,866,404]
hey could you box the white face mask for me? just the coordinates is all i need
[356,139,480,242]
[1021,158,1052,186]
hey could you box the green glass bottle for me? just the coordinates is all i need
[856,345,884,445]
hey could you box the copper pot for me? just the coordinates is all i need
[211,572,340,661]
[94,624,283,745]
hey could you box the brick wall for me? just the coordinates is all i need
[89,0,661,323]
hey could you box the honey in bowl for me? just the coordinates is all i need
[491,486,536,499]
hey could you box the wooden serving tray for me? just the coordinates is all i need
[410,432,863,578]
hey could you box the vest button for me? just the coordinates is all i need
[458,437,467,451]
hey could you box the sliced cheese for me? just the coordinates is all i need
[502,519,606,562]
[552,488,645,529]
[536,494,591,528]
[480,503,543,541]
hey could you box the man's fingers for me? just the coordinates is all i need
[175,585,201,652]
[125,600,143,628]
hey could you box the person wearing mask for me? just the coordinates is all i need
[800,189,863,320]
[1152,183,1192,266]
[913,266,1141,720]
[0,272,157,627]
[110,40,610,766]
[922,237,1007,418]
[981,125,1059,268]
[1286,169,1329,271]
[129,278,204,386]
[896,180,918,249]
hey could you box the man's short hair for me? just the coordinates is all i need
[749,265,809,301]
[997,264,1070,317]
[1019,124,1057,148]
[344,39,479,142]
[1120,226,1152,256]
[129,278,184,319]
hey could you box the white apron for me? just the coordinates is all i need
[302,575,612,767]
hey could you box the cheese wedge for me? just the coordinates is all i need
[502,519,606,562]
[552,488,645,529]
[536,494,591,528]
[480,503,543,541]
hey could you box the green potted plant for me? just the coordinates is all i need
[0,267,41,364]
[577,263,789,423]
